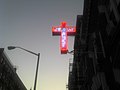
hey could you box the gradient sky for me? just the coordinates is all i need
[0,0,83,90]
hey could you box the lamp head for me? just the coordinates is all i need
[8,46,16,50]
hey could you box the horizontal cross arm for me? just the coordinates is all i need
[66,26,76,36]
[52,26,61,35]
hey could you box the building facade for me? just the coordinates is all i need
[0,48,27,90]
[68,0,120,90]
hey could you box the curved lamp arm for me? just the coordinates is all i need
[8,46,38,56]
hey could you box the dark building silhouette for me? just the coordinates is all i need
[0,48,27,90]
[68,0,120,90]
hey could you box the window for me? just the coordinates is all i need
[117,3,120,14]
[110,11,117,26]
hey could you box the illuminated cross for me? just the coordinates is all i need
[52,22,76,54]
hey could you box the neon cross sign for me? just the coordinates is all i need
[52,22,76,54]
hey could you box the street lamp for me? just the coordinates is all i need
[8,46,40,90]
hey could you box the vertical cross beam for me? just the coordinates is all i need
[52,22,76,54]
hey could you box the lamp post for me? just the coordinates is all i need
[8,46,40,90]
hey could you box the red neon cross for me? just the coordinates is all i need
[52,22,76,54]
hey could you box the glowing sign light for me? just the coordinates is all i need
[52,22,76,54]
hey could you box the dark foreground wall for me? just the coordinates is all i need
[68,0,120,90]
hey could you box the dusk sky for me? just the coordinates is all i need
[0,0,83,90]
